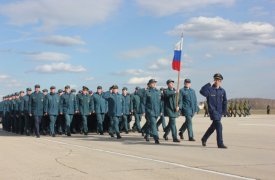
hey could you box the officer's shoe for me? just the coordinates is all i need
[100,132,104,135]
[163,134,168,141]
[189,138,196,141]
[52,134,56,137]
[144,136,149,142]
[109,133,114,137]
[84,132,88,136]
[26,131,30,136]
[125,131,129,134]
[117,133,122,139]
[155,140,160,144]
[67,132,71,136]
[201,139,206,146]
[218,144,227,149]
[179,132,184,140]
[173,139,180,143]
[36,135,40,138]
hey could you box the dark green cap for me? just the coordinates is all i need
[58,89,63,93]
[50,86,56,89]
[82,86,89,91]
[166,79,174,85]
[65,85,70,89]
[42,89,48,92]
[148,79,157,84]
[26,88,32,91]
[71,89,76,93]
[112,85,118,89]
[97,86,102,89]
[35,84,40,88]
[184,79,191,83]
[122,87,127,91]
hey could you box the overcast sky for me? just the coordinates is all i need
[0,0,274,101]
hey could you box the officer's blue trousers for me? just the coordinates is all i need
[81,115,89,133]
[164,117,177,140]
[65,114,74,133]
[109,116,120,134]
[96,113,105,133]
[202,120,223,146]
[34,115,42,136]
[49,115,57,135]
[121,115,129,132]
[157,115,166,131]
[146,116,159,141]
[179,115,194,139]
[133,113,142,131]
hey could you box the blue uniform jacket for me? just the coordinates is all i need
[60,92,78,115]
[179,87,199,117]
[200,83,227,121]
[143,88,162,117]
[28,91,44,116]
[44,93,60,116]
[77,93,93,116]
[122,94,132,115]
[103,92,124,117]
[92,93,108,114]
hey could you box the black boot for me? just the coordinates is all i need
[116,133,122,139]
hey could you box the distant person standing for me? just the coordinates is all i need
[200,73,228,149]
[267,105,271,115]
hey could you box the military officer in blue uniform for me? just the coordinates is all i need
[60,85,78,136]
[121,87,132,134]
[92,86,108,135]
[44,86,60,137]
[103,85,123,139]
[29,84,44,138]
[77,86,92,135]
[178,79,199,141]
[143,79,162,144]
[131,87,143,133]
[23,88,32,136]
[200,73,228,149]
[163,79,180,142]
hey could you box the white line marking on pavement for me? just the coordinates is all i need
[42,138,256,180]
[239,124,275,127]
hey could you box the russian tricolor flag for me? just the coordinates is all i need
[172,38,183,71]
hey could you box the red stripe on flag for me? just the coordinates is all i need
[172,61,181,71]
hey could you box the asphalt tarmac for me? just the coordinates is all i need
[0,114,274,180]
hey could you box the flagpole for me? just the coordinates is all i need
[176,33,183,109]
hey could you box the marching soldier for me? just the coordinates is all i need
[92,86,108,135]
[44,86,60,137]
[77,86,92,135]
[29,85,44,138]
[121,87,132,134]
[131,87,143,133]
[156,88,166,131]
[200,73,228,149]
[163,79,180,142]
[23,88,32,136]
[143,79,162,144]
[103,85,123,139]
[41,89,49,135]
[18,91,25,134]
[178,79,199,141]
[60,85,78,136]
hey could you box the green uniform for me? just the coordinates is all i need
[92,93,108,134]
[77,93,93,134]
[44,93,60,135]
[163,88,179,140]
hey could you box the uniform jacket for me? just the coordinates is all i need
[103,92,124,117]
[143,87,162,117]
[77,93,92,116]
[163,88,179,118]
[60,92,78,115]
[179,87,199,117]
[44,93,60,116]
[122,94,132,115]
[92,93,108,114]
[29,91,44,116]
[131,93,144,114]
[200,83,227,121]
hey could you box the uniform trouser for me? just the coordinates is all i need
[24,113,31,133]
[157,115,166,131]
[65,114,74,134]
[56,115,65,133]
[121,115,129,132]
[133,113,142,131]
[202,120,223,146]
[41,116,49,133]
[146,116,159,141]
[164,117,177,140]
[34,115,42,136]
[141,116,149,133]
[19,115,25,134]
[81,115,89,133]
[109,116,120,134]
[96,113,105,133]
[179,115,194,139]
[49,115,57,135]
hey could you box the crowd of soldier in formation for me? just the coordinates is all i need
[0,74,228,148]
[203,100,251,117]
